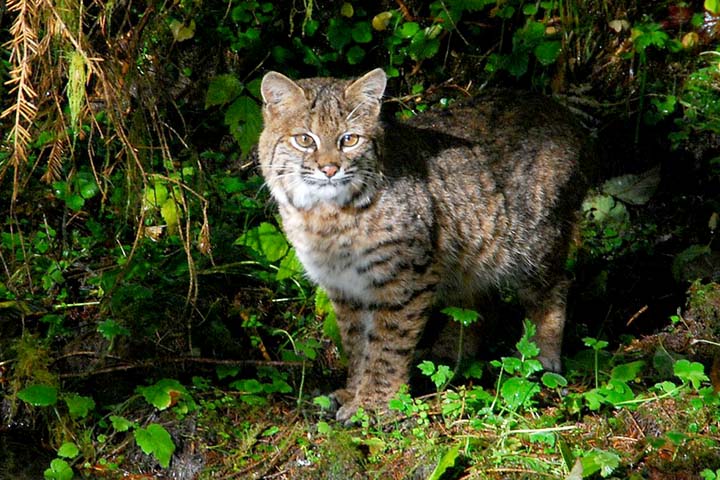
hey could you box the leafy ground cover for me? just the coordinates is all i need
[1,0,720,478]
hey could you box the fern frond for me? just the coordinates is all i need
[40,136,66,184]
[2,0,41,170]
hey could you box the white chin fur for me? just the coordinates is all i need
[290,181,354,209]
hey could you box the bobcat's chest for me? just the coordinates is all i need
[281,207,383,300]
[298,244,369,296]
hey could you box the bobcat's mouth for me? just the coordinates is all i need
[302,168,353,187]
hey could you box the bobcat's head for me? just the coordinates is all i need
[258,69,387,210]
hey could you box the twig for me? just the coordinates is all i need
[485,467,558,477]
[395,0,414,21]
[505,425,579,435]
[626,305,648,327]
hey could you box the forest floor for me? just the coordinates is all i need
[5,280,720,479]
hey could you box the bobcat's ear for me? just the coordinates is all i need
[345,68,387,108]
[261,71,305,106]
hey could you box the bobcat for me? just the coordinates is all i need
[258,68,590,422]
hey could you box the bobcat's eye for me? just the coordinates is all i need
[339,133,361,150]
[291,133,317,151]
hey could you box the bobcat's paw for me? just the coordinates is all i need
[537,353,562,373]
[328,388,354,408]
[335,401,362,425]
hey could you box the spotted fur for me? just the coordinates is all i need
[258,69,590,422]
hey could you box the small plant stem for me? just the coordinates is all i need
[634,53,648,146]
[691,339,720,348]
[594,349,599,390]
[274,328,306,409]
[613,384,686,407]
[52,301,101,309]
[505,425,578,435]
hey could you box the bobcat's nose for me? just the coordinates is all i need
[320,164,340,178]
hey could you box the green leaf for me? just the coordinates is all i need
[57,442,80,459]
[205,74,243,108]
[541,372,568,388]
[534,40,561,66]
[581,448,620,477]
[610,361,645,383]
[408,30,440,61]
[317,420,331,434]
[137,379,188,410]
[216,365,240,380]
[418,360,436,377]
[313,395,332,410]
[582,337,609,351]
[501,377,540,410]
[346,45,366,65]
[169,19,196,42]
[143,182,168,209]
[463,361,483,380]
[704,0,720,16]
[427,444,460,480]
[442,307,479,326]
[160,199,180,233]
[134,423,176,468]
[431,364,453,390]
[502,356,523,375]
[328,18,352,50]
[674,359,709,390]
[78,178,99,200]
[231,378,264,394]
[633,23,670,52]
[316,288,342,356]
[351,21,372,43]
[97,319,130,341]
[18,384,58,407]
[583,388,604,410]
[110,415,135,432]
[495,4,515,19]
[506,50,529,77]
[65,194,85,212]
[522,21,547,44]
[701,468,720,480]
[372,11,394,31]
[224,95,262,156]
[397,22,420,39]
[238,394,267,406]
[601,167,660,205]
[602,379,636,405]
[672,244,712,282]
[523,4,538,15]
[236,222,289,263]
[44,458,74,480]
[64,394,95,419]
[340,2,354,17]
[516,320,540,359]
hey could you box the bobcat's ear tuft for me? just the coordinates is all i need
[261,71,305,106]
[345,68,387,106]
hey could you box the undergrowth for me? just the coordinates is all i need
[1,0,720,478]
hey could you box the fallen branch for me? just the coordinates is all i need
[58,356,304,378]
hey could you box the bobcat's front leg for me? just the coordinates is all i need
[328,302,367,408]
[332,283,436,423]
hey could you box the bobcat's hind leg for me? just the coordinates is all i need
[519,278,570,373]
